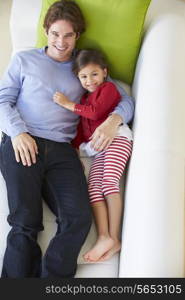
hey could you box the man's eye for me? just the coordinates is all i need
[64,33,75,38]
[93,73,98,76]
[80,76,86,79]
[52,32,58,37]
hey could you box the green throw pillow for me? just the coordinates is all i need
[36,0,151,84]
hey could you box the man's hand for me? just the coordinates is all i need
[90,114,123,151]
[53,91,75,111]
[11,133,38,166]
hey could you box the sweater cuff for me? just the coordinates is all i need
[74,103,83,114]
[9,125,29,139]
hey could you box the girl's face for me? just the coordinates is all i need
[78,63,107,92]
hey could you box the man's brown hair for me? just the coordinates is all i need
[43,0,86,35]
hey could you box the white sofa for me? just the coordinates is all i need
[0,0,185,278]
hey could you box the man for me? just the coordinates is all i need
[0,0,134,278]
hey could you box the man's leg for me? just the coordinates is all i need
[0,135,44,277]
[41,142,92,278]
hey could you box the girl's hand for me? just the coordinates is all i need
[53,92,69,106]
[53,92,75,111]
[90,114,123,151]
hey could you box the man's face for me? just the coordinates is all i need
[46,19,77,62]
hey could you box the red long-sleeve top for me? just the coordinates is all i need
[72,81,121,148]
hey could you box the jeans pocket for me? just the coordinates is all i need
[0,133,11,175]
[1,132,8,145]
[0,138,4,174]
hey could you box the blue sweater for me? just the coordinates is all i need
[0,47,134,142]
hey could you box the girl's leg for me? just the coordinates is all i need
[99,193,123,261]
[83,201,114,262]
[83,152,114,262]
[100,137,132,261]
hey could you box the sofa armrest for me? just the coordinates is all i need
[133,13,185,146]
[119,12,185,277]
[10,0,42,54]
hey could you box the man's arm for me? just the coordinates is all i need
[0,54,38,166]
[107,76,135,124]
[90,76,134,151]
[0,54,28,137]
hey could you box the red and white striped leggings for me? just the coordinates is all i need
[88,136,132,204]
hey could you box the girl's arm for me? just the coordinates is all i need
[73,82,120,120]
[53,82,120,121]
[53,91,75,111]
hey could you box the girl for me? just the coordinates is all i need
[53,49,133,262]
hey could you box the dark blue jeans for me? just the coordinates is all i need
[0,134,92,278]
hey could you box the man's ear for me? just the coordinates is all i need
[44,29,48,37]
[76,32,80,40]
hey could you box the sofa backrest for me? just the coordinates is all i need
[10,0,152,84]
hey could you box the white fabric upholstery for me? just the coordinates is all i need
[119,0,185,278]
[0,0,185,277]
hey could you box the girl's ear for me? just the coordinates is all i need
[103,68,108,78]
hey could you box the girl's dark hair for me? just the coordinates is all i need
[44,0,86,34]
[73,49,108,76]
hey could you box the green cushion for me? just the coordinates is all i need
[36,0,151,84]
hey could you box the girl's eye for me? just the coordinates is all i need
[80,75,87,79]
[92,73,98,76]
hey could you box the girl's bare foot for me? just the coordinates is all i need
[83,235,114,262]
[98,240,121,261]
